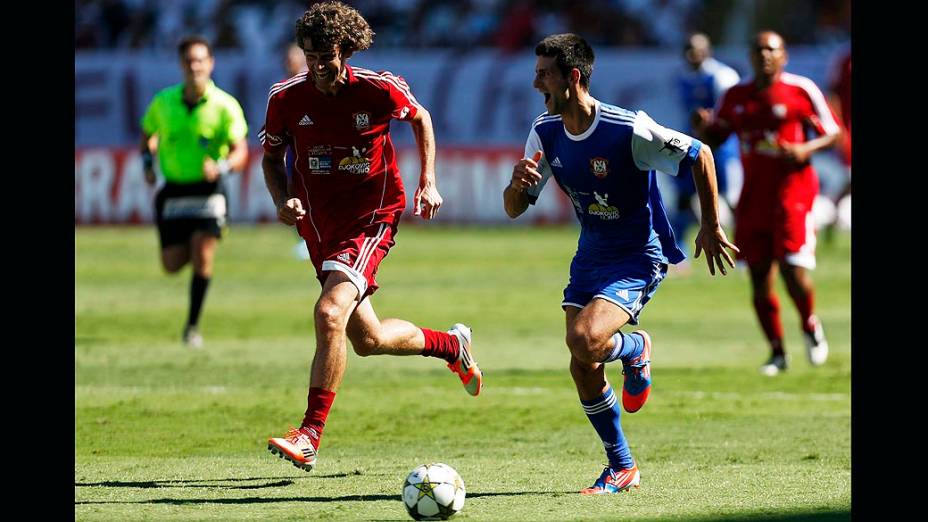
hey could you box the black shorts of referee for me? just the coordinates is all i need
[154,179,229,248]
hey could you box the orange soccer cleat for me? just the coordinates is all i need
[267,426,319,472]
[447,323,483,397]
[580,463,641,494]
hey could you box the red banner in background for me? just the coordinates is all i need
[74,147,575,225]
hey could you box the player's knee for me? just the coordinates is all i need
[161,258,185,273]
[565,328,602,363]
[314,300,349,333]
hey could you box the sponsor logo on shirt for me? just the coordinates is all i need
[587,191,620,220]
[353,112,371,130]
[338,146,371,174]
[590,157,609,179]
[299,115,314,126]
[307,156,332,174]
[336,252,351,264]
[753,131,781,157]
[307,145,333,174]
[551,156,563,168]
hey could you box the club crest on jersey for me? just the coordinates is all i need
[590,157,609,179]
[353,112,371,130]
[772,104,787,119]
[587,191,620,220]
[338,146,370,174]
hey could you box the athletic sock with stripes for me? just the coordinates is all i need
[581,386,634,470]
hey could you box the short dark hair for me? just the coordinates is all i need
[178,35,213,57]
[296,1,374,54]
[535,33,595,87]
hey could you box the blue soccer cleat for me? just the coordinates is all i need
[621,330,651,413]
[580,463,641,494]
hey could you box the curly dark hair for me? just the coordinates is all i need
[535,33,595,88]
[296,1,375,55]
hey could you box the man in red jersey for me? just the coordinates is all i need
[260,1,483,472]
[824,49,851,241]
[694,31,842,376]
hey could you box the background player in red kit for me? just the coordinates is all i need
[694,31,841,376]
[260,1,483,472]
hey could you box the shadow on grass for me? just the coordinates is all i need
[74,472,355,490]
[74,490,566,505]
[661,513,850,522]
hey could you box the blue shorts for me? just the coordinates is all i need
[561,256,668,325]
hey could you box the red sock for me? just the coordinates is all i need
[420,328,460,363]
[301,387,336,447]
[790,289,816,334]
[753,293,784,355]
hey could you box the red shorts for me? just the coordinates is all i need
[735,172,818,269]
[304,220,398,300]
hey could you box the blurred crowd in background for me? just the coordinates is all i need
[75,0,850,54]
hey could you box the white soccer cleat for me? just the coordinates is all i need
[183,325,203,349]
[759,354,787,376]
[803,315,829,366]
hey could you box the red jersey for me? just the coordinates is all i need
[713,72,840,182]
[712,73,840,267]
[828,53,852,165]
[828,53,851,132]
[260,64,420,242]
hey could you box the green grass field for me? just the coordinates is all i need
[75,224,850,521]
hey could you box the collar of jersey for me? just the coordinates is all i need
[178,80,215,104]
[564,98,601,142]
[345,63,358,85]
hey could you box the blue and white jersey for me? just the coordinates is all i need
[677,57,740,159]
[525,100,701,265]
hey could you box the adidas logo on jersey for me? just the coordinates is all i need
[299,115,314,126]
[616,289,629,300]
[551,157,563,168]
[336,252,351,264]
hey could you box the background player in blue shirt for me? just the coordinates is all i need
[503,33,739,495]
[673,33,741,266]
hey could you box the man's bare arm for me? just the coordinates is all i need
[140,133,158,185]
[262,150,305,226]
[409,107,441,219]
[691,145,739,275]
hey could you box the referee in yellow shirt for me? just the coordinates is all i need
[140,35,248,348]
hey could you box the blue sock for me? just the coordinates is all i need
[580,386,634,470]
[601,332,644,364]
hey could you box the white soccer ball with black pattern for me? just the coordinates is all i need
[402,463,466,520]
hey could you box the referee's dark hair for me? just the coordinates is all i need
[178,35,213,57]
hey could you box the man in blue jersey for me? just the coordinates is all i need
[672,33,741,265]
[503,34,738,495]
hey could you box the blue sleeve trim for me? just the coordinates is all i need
[677,139,702,178]
[685,139,702,164]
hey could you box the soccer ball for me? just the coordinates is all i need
[401,463,466,520]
